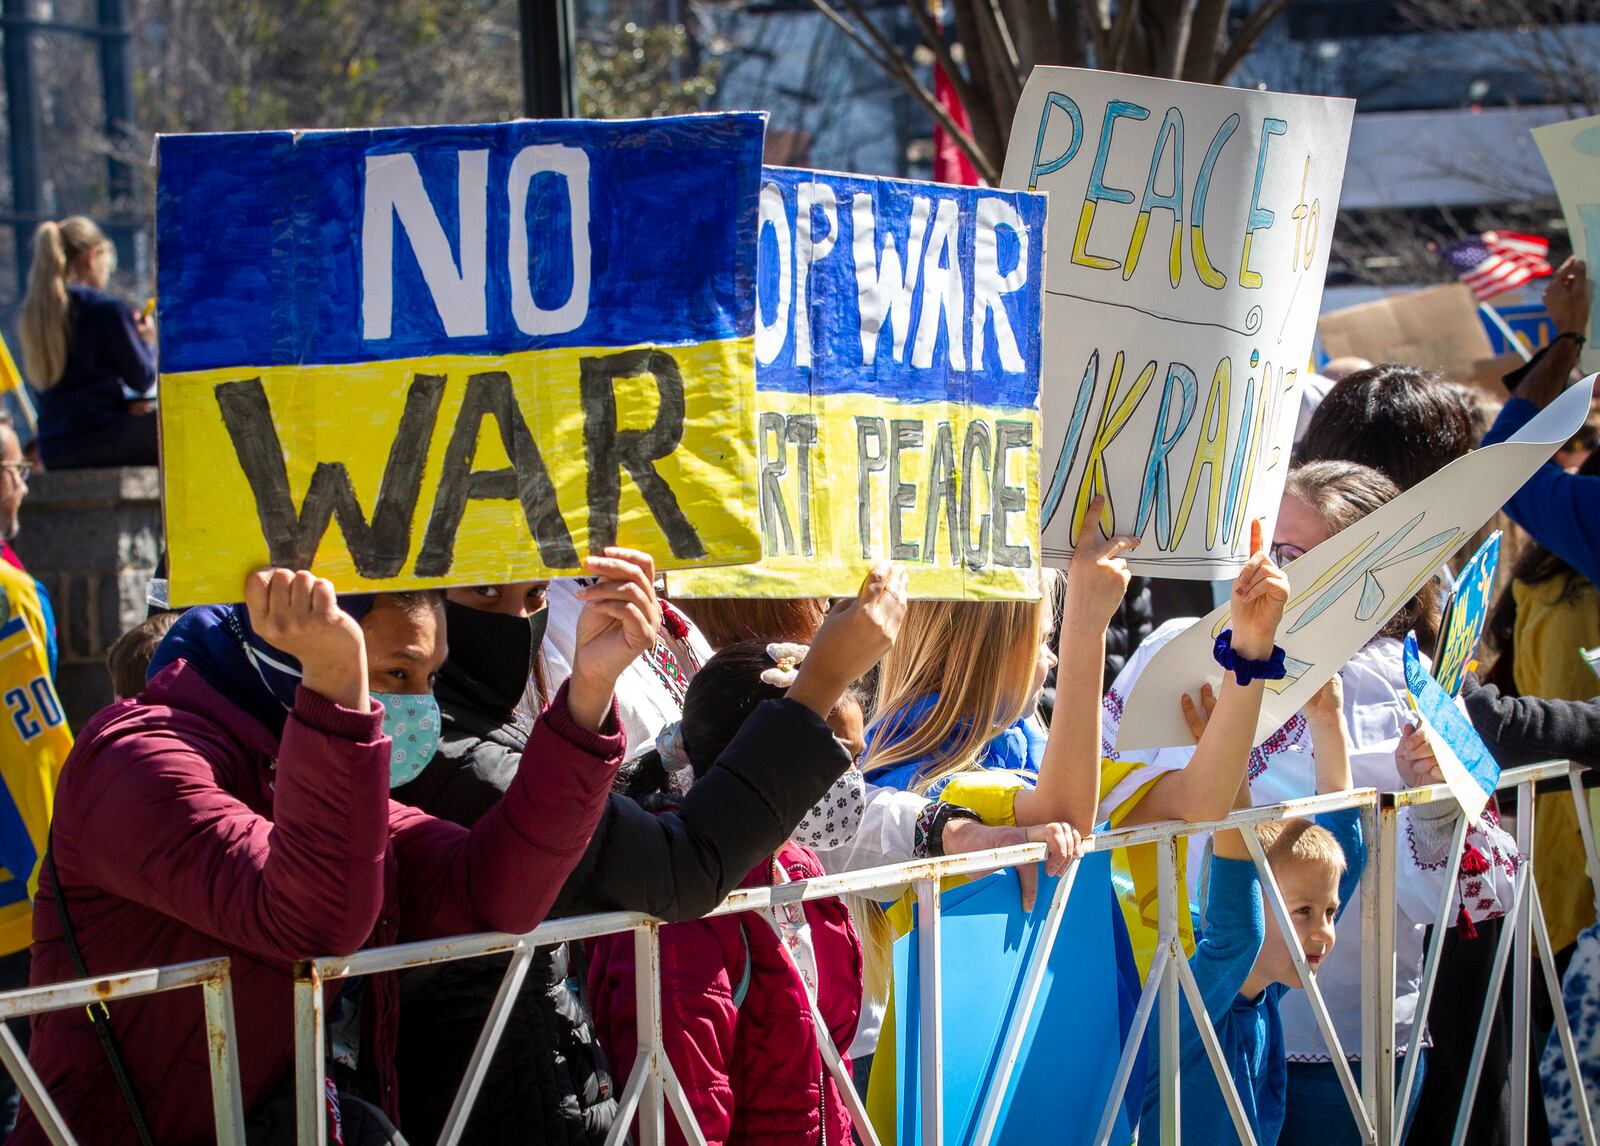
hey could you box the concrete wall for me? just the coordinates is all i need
[12,467,160,729]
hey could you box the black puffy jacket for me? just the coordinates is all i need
[392,602,851,1144]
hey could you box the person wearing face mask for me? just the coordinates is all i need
[16,552,663,1146]
[391,569,908,1146]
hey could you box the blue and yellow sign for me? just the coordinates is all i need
[1434,531,1501,698]
[156,116,765,604]
[669,167,1047,600]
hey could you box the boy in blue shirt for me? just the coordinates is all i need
[1141,676,1366,1145]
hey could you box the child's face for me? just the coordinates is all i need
[1029,617,1059,713]
[360,598,447,696]
[1254,859,1341,989]
[827,696,867,763]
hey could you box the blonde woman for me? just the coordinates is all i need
[20,217,157,470]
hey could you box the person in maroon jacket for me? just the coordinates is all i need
[15,549,665,1146]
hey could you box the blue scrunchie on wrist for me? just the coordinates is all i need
[1213,629,1287,686]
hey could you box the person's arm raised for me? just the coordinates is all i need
[1014,498,1137,831]
[786,562,908,719]
[1118,519,1290,827]
[1303,674,1352,796]
[566,548,664,731]
[1516,257,1590,410]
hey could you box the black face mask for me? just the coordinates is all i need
[439,601,548,718]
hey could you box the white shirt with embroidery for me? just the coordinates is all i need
[533,579,713,759]
[1100,618,1520,1063]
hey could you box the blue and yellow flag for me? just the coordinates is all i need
[154,116,766,604]
[0,562,70,956]
[669,167,1047,600]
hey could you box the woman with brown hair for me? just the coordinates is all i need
[19,217,157,470]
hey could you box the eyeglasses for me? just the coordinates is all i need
[0,461,31,483]
[1271,543,1305,566]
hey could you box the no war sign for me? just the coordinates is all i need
[669,167,1046,601]
[156,115,764,604]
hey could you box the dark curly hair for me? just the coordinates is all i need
[1296,364,1478,491]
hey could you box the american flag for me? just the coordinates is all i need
[1437,232,1553,301]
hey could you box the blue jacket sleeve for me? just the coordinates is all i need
[1314,807,1366,922]
[1192,854,1266,1021]
[1479,398,1600,587]
[84,296,156,400]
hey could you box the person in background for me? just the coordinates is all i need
[1321,356,1374,382]
[392,569,905,1144]
[1553,416,1599,473]
[537,578,712,759]
[1141,676,1364,1146]
[0,418,70,1134]
[1103,462,1516,1145]
[1480,258,1600,588]
[589,590,911,1146]
[19,218,157,471]
[1296,363,1479,491]
[104,613,178,702]
[15,551,657,1146]
[672,597,827,652]
[1481,451,1600,1057]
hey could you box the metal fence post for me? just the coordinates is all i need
[293,962,327,1146]
[1157,835,1181,1142]
[916,876,945,1143]
[1372,800,1400,1146]
[634,925,666,1146]
[201,967,247,1144]
[1512,781,1536,1146]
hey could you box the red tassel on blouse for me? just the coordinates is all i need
[1456,906,1479,940]
[1460,845,1491,876]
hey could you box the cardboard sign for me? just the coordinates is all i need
[892,855,1140,1144]
[1404,633,1500,818]
[156,116,765,604]
[1116,382,1591,750]
[1433,531,1501,698]
[1318,283,1500,391]
[1000,68,1354,579]
[668,167,1046,600]
[1533,115,1600,376]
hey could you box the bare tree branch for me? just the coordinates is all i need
[1181,0,1229,82]
[810,0,1002,181]
[1212,0,1295,81]
[1076,0,1111,65]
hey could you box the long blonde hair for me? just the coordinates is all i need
[21,217,108,389]
[865,576,1057,796]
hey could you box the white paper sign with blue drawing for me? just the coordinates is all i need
[1000,68,1355,578]
[1116,381,1594,750]
[1534,115,1600,376]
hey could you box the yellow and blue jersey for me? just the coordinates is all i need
[0,560,70,956]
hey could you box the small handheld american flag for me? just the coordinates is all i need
[1437,232,1553,301]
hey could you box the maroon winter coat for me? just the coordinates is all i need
[14,659,625,1146]
[588,840,863,1146]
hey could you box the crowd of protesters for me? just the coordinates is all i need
[3,206,1600,1146]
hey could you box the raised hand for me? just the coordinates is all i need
[1064,496,1139,627]
[1545,256,1591,337]
[1302,673,1345,728]
[244,569,368,711]
[1395,722,1444,789]
[1179,682,1218,740]
[941,817,1081,913]
[1229,518,1290,659]
[569,548,663,731]
[788,562,908,719]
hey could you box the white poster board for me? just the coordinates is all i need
[1533,115,1600,376]
[1001,68,1354,579]
[1116,381,1592,750]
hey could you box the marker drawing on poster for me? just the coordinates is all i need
[1404,633,1501,819]
[1116,381,1592,750]
[156,116,765,605]
[1000,68,1354,579]
[1432,531,1500,699]
[668,166,1047,601]
[1533,115,1600,375]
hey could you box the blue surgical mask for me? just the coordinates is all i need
[372,692,441,788]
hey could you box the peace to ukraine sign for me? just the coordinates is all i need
[156,116,764,605]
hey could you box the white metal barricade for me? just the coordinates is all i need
[0,767,1595,1144]
[0,956,245,1146]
